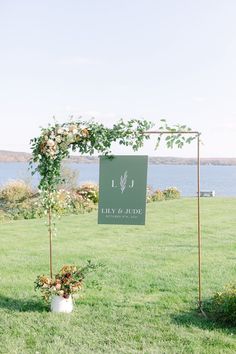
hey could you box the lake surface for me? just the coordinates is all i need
[0,162,235,196]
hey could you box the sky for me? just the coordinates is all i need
[0,0,236,157]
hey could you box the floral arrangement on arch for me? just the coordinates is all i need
[30,117,199,217]
[30,119,154,192]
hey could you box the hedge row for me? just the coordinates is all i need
[0,180,180,221]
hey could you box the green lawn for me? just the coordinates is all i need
[0,198,236,354]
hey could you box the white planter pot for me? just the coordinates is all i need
[50,295,73,313]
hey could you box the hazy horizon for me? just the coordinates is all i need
[1,148,236,160]
[1,1,236,158]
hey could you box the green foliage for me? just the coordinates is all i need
[151,189,165,202]
[206,284,236,325]
[43,189,72,215]
[0,180,33,203]
[37,189,97,217]
[0,180,181,221]
[0,180,42,220]
[155,119,200,149]
[70,193,96,214]
[30,119,154,192]
[30,118,199,194]
[0,180,98,221]
[148,187,180,202]
[75,183,99,204]
[30,118,198,235]
[9,197,44,220]
[163,187,181,200]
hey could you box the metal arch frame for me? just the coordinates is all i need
[143,131,202,310]
[47,130,202,310]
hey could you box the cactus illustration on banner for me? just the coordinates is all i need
[120,171,128,194]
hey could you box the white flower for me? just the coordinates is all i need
[69,124,77,133]
[47,139,56,147]
[57,128,64,135]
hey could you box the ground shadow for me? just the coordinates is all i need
[0,294,48,313]
[171,308,236,334]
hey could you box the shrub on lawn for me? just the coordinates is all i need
[148,187,181,202]
[0,180,181,221]
[71,193,96,214]
[0,178,98,221]
[75,183,99,204]
[7,197,44,220]
[0,180,41,220]
[206,284,236,325]
[48,189,97,215]
[38,189,97,217]
[152,189,165,202]
[163,187,180,200]
[51,189,73,215]
[0,180,33,203]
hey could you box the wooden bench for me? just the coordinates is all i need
[200,191,215,197]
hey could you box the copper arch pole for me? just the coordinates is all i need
[47,130,202,309]
[48,205,53,279]
[143,130,202,310]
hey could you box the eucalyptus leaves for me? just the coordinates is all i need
[30,119,153,192]
[30,117,198,194]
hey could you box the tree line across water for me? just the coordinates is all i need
[1,150,236,165]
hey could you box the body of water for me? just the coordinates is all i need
[0,162,235,197]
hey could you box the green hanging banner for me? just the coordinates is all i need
[98,155,148,225]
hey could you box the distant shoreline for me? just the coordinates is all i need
[0,150,235,165]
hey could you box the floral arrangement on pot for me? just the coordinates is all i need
[35,261,99,313]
